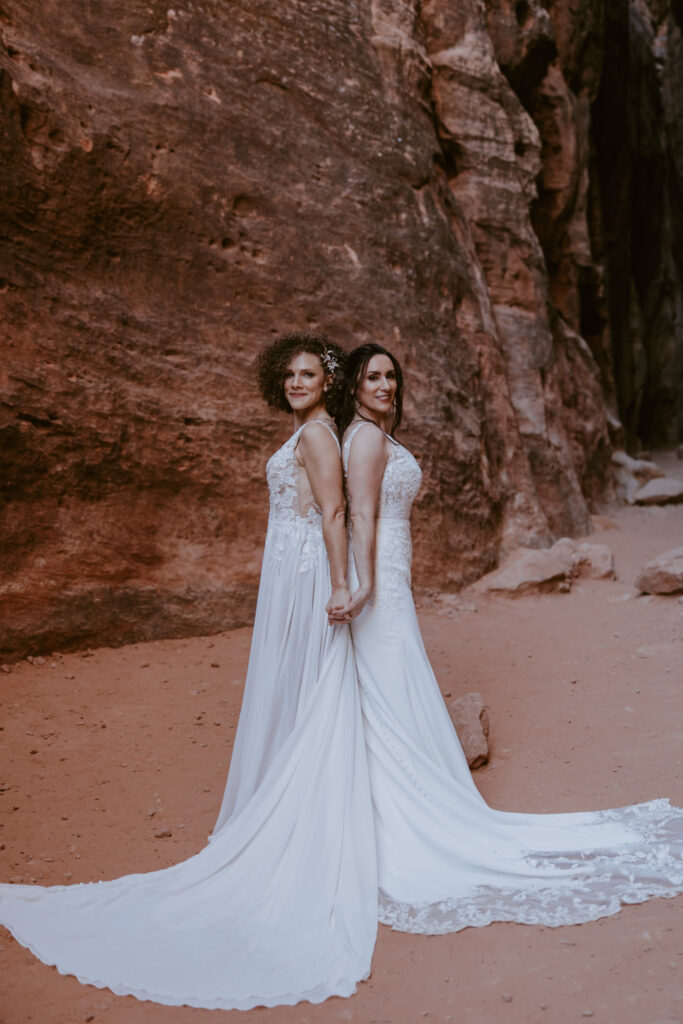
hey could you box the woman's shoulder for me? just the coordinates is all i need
[296,418,341,454]
[343,420,392,470]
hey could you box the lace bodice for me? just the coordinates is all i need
[343,421,423,609]
[264,419,340,572]
[342,421,422,521]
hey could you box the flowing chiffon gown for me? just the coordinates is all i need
[0,420,377,1010]
[343,420,683,935]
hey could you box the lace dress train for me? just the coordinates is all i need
[343,421,683,935]
[0,422,377,1010]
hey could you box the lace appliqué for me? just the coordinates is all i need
[377,444,422,520]
[262,429,327,574]
[372,521,413,610]
[379,799,683,934]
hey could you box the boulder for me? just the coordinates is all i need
[611,451,665,503]
[474,548,569,596]
[550,538,616,579]
[634,478,683,505]
[635,547,683,595]
[448,693,490,770]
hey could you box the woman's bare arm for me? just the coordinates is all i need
[334,423,387,621]
[297,423,350,616]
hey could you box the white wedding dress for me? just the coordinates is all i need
[343,420,683,934]
[3,418,683,1012]
[0,420,377,1010]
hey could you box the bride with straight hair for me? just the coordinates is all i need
[0,332,377,1010]
[337,341,683,934]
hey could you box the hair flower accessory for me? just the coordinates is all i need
[321,348,339,374]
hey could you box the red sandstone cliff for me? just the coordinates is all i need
[0,0,680,657]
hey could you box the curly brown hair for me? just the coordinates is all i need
[256,332,347,417]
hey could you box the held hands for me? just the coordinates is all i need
[326,586,351,626]
[327,585,373,625]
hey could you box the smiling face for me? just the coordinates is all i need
[355,354,397,427]
[283,351,329,420]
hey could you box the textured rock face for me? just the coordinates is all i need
[0,0,678,656]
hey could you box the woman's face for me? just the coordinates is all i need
[355,354,397,423]
[283,352,328,415]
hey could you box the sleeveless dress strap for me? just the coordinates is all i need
[342,420,397,469]
[296,418,341,453]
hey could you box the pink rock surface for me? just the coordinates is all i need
[1,0,680,658]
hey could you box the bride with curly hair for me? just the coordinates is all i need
[0,332,377,1011]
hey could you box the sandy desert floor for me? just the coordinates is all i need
[1,453,683,1024]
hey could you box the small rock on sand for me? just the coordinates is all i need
[550,539,616,580]
[635,547,683,594]
[474,549,568,596]
[612,451,664,503]
[473,539,615,596]
[447,693,489,769]
[634,477,683,505]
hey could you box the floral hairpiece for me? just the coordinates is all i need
[321,348,339,375]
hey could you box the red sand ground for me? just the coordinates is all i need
[2,454,683,1024]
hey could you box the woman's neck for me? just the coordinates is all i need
[292,405,332,429]
[352,409,390,433]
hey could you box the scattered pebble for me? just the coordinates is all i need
[211,661,220,668]
[154,828,172,839]
[501,993,512,1002]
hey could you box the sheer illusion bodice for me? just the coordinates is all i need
[0,419,377,1010]
[344,419,683,935]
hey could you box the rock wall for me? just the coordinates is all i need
[0,0,679,657]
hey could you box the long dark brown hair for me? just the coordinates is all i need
[338,343,404,437]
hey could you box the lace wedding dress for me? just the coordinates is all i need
[0,420,377,1010]
[343,420,683,935]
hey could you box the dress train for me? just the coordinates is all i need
[343,420,683,935]
[0,421,377,1009]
